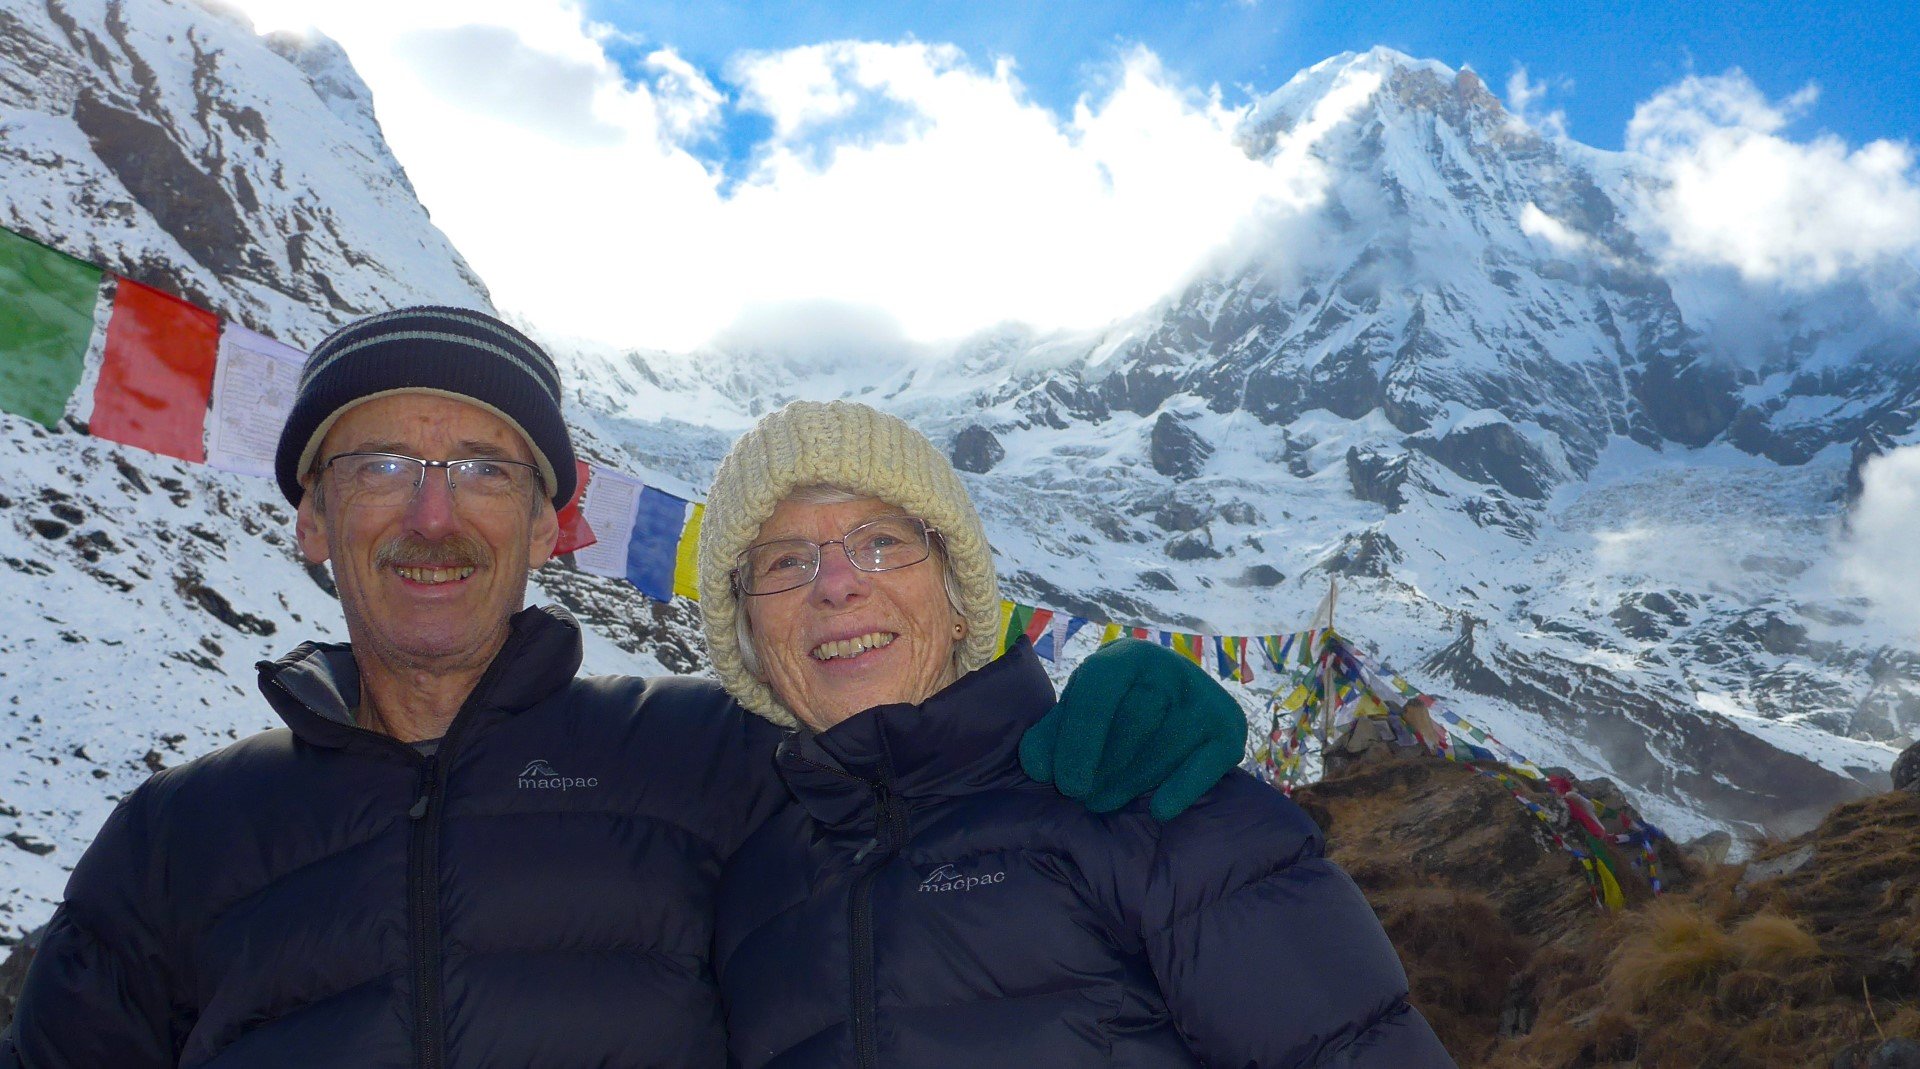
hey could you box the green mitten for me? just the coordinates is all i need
[1019,637,1249,821]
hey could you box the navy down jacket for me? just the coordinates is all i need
[714,639,1454,1068]
[5,606,784,1068]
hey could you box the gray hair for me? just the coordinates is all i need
[734,483,969,683]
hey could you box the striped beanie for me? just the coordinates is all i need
[274,306,575,508]
[697,400,1001,726]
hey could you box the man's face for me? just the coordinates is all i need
[295,394,559,675]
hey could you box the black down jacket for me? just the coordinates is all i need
[5,606,784,1068]
[714,639,1454,1068]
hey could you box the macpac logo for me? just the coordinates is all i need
[917,863,1006,894]
[516,760,598,791]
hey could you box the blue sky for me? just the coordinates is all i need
[588,0,1920,164]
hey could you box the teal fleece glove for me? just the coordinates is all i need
[1019,637,1249,821]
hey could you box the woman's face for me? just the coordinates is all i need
[742,495,964,732]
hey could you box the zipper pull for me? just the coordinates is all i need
[410,757,438,820]
[853,837,879,864]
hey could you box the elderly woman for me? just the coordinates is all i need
[699,400,1452,1068]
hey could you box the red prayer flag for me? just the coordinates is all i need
[91,279,218,461]
[553,459,597,555]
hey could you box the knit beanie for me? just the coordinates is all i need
[698,400,1001,726]
[274,305,576,509]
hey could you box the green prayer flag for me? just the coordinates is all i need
[0,227,101,428]
[1001,602,1036,655]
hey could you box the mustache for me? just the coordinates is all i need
[375,534,489,571]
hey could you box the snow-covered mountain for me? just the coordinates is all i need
[572,52,1920,843]
[1,1,1915,937]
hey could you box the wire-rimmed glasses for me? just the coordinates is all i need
[318,451,540,512]
[733,515,938,595]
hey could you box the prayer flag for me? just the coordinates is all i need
[92,278,218,461]
[626,485,689,601]
[1001,602,1055,656]
[1169,632,1203,667]
[572,465,645,579]
[1034,616,1088,662]
[0,226,101,428]
[206,324,304,477]
[672,502,704,600]
[1217,636,1253,683]
[1099,623,1123,646]
[1260,635,1286,672]
[552,460,597,556]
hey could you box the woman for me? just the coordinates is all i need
[699,400,1453,1067]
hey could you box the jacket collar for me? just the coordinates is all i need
[775,638,1054,833]
[255,605,585,754]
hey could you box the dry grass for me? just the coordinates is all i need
[1728,912,1822,970]
[1605,901,1733,1010]
[1301,754,1920,1067]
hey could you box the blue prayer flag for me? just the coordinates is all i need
[626,486,689,601]
[1032,616,1089,661]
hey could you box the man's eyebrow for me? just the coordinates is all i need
[456,440,518,460]
[333,440,523,460]
[341,439,412,455]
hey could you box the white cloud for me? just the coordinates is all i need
[1505,64,1569,138]
[1838,446,1920,644]
[222,1,1330,352]
[1627,71,1920,288]
[1520,202,1596,255]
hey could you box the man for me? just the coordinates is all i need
[3,307,1247,1067]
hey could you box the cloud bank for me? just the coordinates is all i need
[1627,71,1920,289]
[232,0,1302,350]
[228,1,1920,358]
[1839,446,1920,644]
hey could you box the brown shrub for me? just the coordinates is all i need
[1729,911,1822,971]
[1605,901,1732,1010]
[1713,968,1782,1017]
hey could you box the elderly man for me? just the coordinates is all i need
[2,307,1248,1067]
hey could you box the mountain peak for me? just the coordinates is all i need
[1239,48,1506,158]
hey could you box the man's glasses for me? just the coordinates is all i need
[318,452,540,512]
[734,515,938,596]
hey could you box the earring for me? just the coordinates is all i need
[952,623,964,638]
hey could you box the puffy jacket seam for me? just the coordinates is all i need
[1143,854,1296,939]
[1303,997,1415,1067]
[193,970,397,1065]
[442,942,707,971]
[450,806,732,854]
[199,821,402,929]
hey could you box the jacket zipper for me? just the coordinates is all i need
[265,629,525,1069]
[849,781,904,1069]
[408,754,445,1069]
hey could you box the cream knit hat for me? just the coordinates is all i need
[698,400,1002,726]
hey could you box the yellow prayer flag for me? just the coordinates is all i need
[1099,623,1123,646]
[671,502,704,600]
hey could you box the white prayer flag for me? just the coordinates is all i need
[207,325,305,477]
[573,464,645,578]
